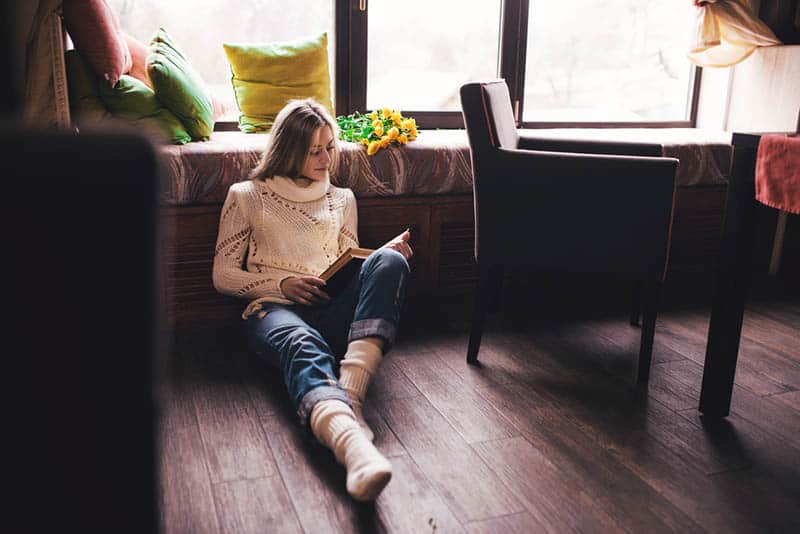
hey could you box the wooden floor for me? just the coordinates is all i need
[159,276,799,534]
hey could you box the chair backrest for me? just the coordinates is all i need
[460,79,519,153]
[459,80,518,266]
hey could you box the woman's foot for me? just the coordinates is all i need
[309,399,391,501]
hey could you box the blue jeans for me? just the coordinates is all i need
[245,248,409,429]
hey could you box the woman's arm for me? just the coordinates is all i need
[212,187,289,301]
[338,189,359,253]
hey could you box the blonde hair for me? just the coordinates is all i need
[249,99,339,181]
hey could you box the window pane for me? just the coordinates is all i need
[107,0,332,122]
[523,0,696,122]
[367,0,501,111]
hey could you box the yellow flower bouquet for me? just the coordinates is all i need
[337,108,418,156]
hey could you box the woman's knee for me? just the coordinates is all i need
[248,307,326,359]
[366,247,410,276]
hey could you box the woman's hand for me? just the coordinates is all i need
[382,229,413,260]
[280,276,331,306]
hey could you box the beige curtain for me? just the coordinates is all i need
[689,0,782,67]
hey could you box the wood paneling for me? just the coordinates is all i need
[162,187,730,328]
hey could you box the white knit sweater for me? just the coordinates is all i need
[212,176,359,319]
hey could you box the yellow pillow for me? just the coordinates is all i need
[223,32,333,133]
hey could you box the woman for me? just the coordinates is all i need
[212,99,412,502]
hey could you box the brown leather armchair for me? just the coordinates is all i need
[460,79,678,385]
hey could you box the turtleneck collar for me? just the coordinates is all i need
[264,175,330,202]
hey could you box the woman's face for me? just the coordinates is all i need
[301,126,335,182]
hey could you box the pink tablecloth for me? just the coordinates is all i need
[755,134,800,215]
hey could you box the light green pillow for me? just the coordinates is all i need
[98,74,192,145]
[146,28,214,140]
[223,32,333,133]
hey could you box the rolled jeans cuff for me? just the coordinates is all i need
[297,385,352,430]
[348,318,397,353]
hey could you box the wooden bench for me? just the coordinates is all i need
[160,128,733,328]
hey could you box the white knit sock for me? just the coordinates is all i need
[309,399,392,501]
[339,338,384,442]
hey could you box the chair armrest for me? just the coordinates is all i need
[491,147,677,186]
[517,133,663,157]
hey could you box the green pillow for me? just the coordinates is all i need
[146,28,214,140]
[223,32,333,133]
[65,49,113,127]
[98,75,192,145]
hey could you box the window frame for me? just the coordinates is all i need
[335,0,701,130]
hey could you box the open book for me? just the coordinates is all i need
[319,247,375,297]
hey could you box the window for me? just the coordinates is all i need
[343,0,700,128]
[523,0,697,124]
[366,0,501,111]
[107,0,333,122]
[110,1,700,129]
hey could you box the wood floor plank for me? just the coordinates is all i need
[771,389,800,412]
[677,409,800,496]
[431,332,542,389]
[236,348,281,419]
[688,308,800,389]
[392,352,519,443]
[707,468,800,533]
[464,512,547,534]
[641,395,749,475]
[468,351,765,531]
[161,334,204,430]
[360,403,408,458]
[159,423,221,534]
[379,395,526,522]
[540,317,701,412]
[471,436,623,533]
[647,360,701,411]
[477,382,702,533]
[513,374,761,531]
[580,315,687,363]
[658,352,800,446]
[460,319,746,475]
[561,317,686,380]
[212,477,303,534]
[371,454,465,534]
[576,408,766,533]
[370,357,423,403]
[186,335,278,484]
[659,311,795,396]
[741,307,800,361]
[260,414,366,534]
[488,327,618,395]
[747,300,800,331]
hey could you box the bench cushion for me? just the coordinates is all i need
[525,128,733,187]
[158,128,732,206]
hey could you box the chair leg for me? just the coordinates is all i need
[637,281,661,386]
[630,280,642,326]
[467,264,502,365]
